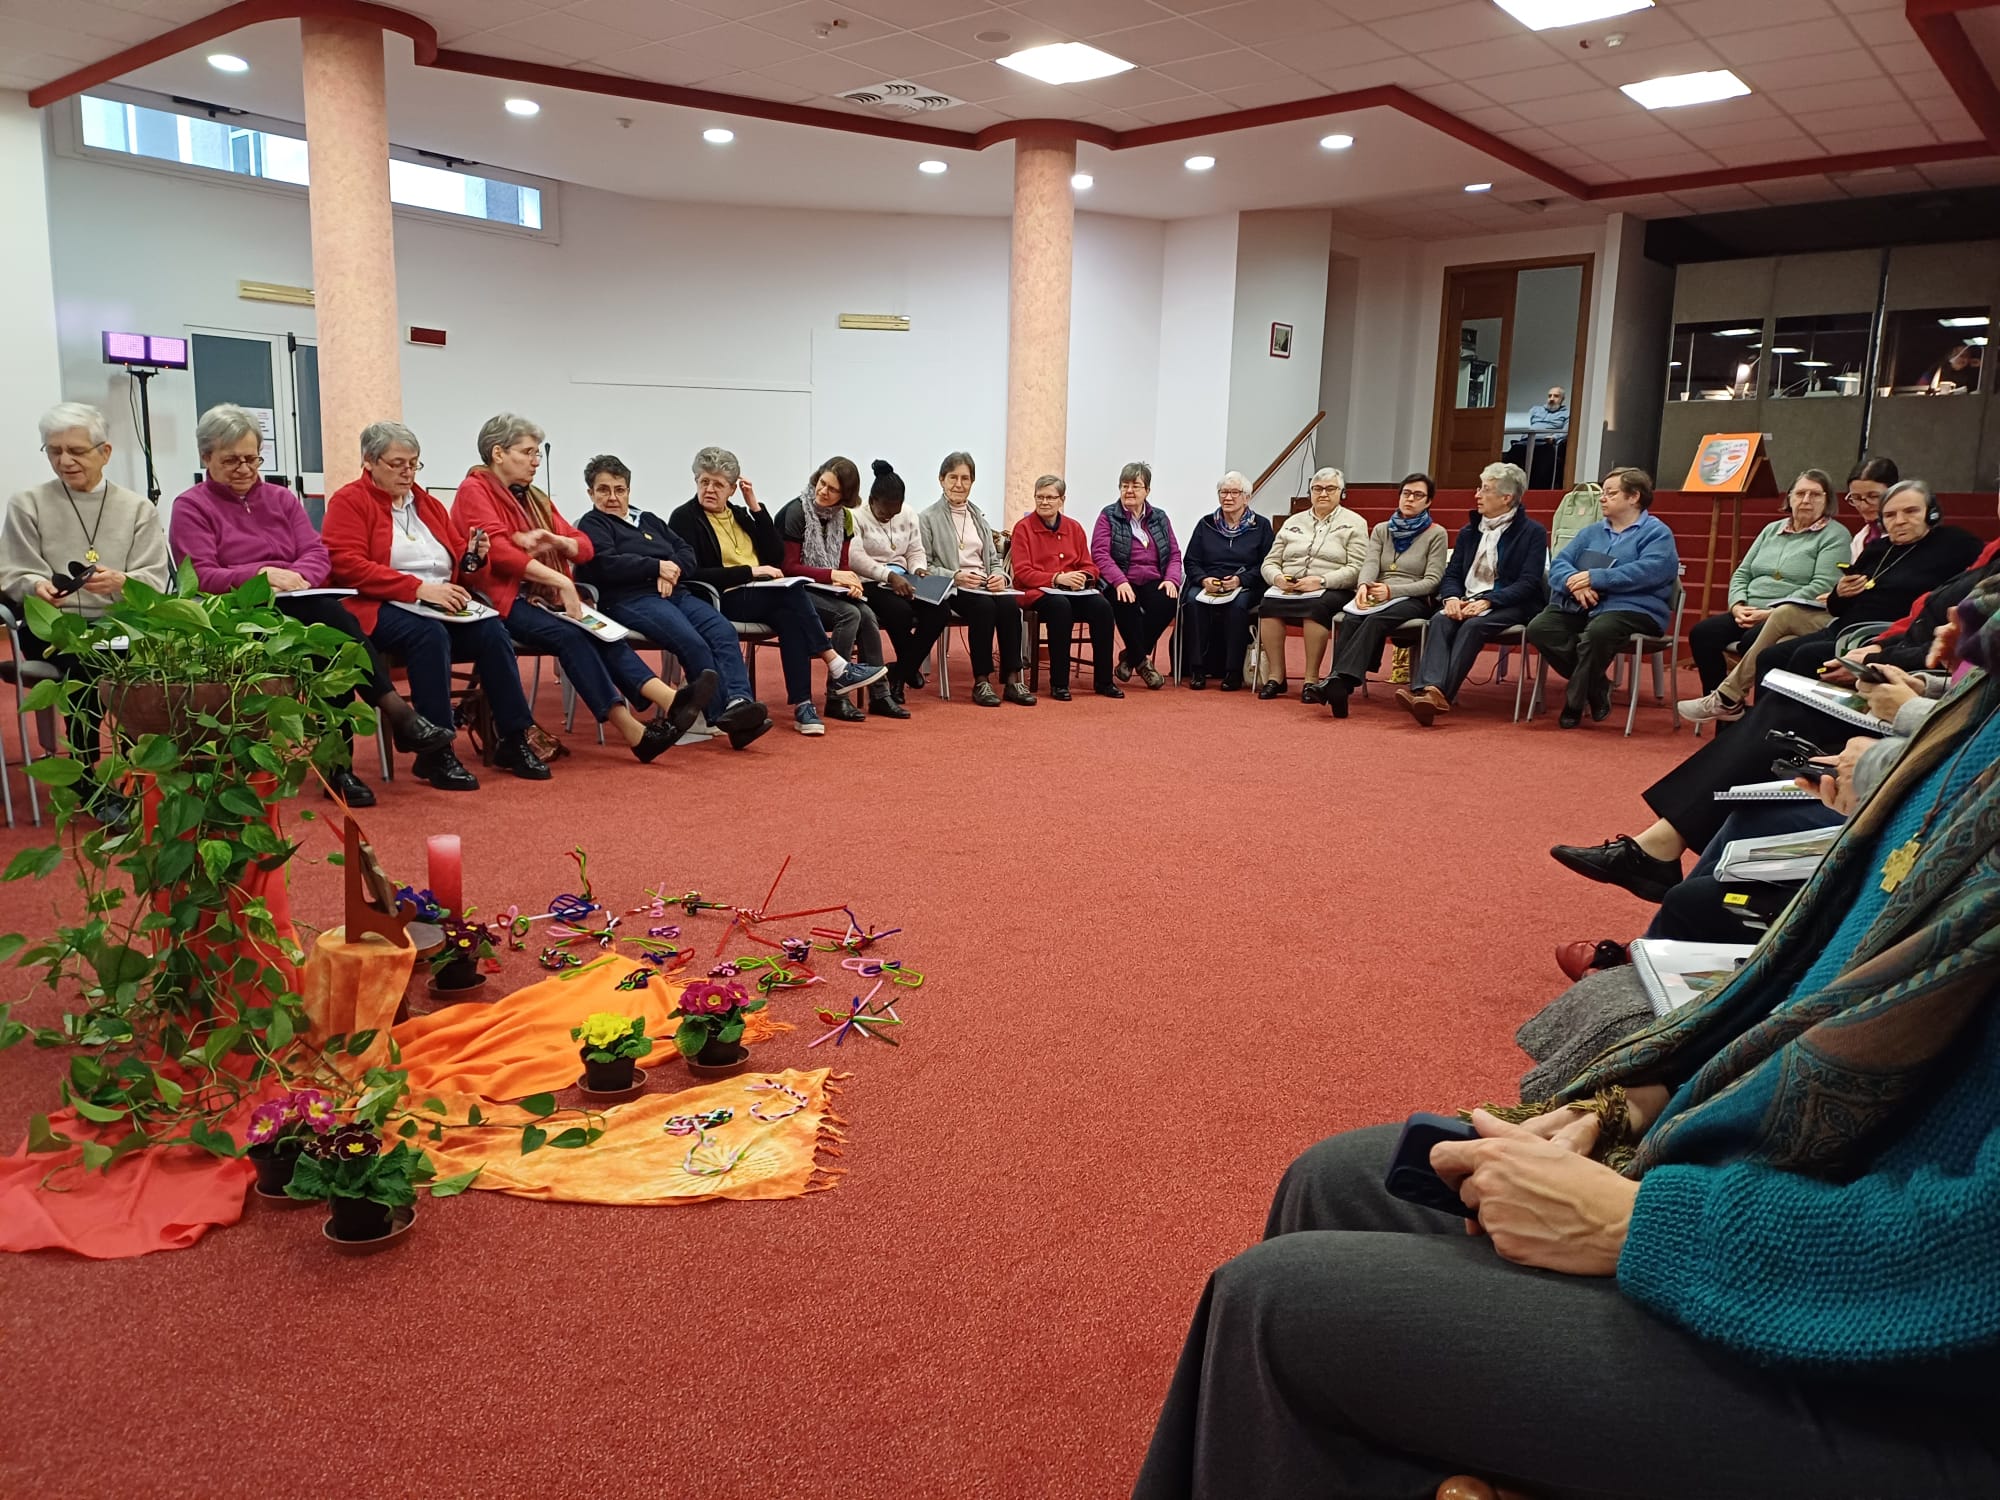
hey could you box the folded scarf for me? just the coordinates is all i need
[1386,510,1431,554]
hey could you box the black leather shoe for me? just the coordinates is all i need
[1588,689,1613,723]
[824,692,867,722]
[1113,657,1134,683]
[491,732,552,781]
[869,691,911,719]
[391,713,455,755]
[726,715,773,751]
[1558,706,1583,729]
[714,696,768,737]
[668,669,720,738]
[905,667,926,692]
[326,767,376,807]
[972,681,1002,708]
[1050,685,1072,701]
[413,747,480,791]
[1256,680,1284,700]
[1186,675,1207,690]
[1326,680,1351,719]
[1220,678,1241,693]
[1095,682,1125,699]
[1003,681,1036,706]
[1549,836,1684,903]
[1300,679,1325,705]
[634,715,684,763]
[889,678,907,704]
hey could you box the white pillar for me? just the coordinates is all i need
[0,92,62,460]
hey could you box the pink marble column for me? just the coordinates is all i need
[301,17,401,483]
[1003,127,1078,529]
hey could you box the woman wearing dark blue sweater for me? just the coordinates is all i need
[1134,577,2000,1498]
[1177,472,1273,690]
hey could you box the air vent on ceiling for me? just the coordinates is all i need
[835,79,963,114]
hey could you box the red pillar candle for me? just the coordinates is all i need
[427,834,464,918]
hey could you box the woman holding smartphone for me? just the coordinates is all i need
[916,451,1035,707]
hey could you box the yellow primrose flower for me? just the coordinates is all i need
[577,1013,632,1049]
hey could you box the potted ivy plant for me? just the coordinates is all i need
[674,979,764,1074]
[571,1011,653,1092]
[427,915,497,1000]
[243,1087,335,1197]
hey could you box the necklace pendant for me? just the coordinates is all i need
[85,548,99,564]
[1880,838,1921,894]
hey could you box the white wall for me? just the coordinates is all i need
[1,95,62,473]
[1149,213,1239,542]
[1068,213,1166,509]
[1504,264,1582,429]
[1226,209,1332,508]
[1595,213,1674,476]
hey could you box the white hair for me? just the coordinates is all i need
[1217,471,1251,495]
[1309,467,1345,495]
[38,402,109,448]
[362,421,421,462]
[195,403,263,461]
[1480,461,1528,499]
[476,412,544,466]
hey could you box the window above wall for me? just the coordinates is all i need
[66,87,557,241]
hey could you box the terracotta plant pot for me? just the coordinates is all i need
[325,1194,397,1243]
[247,1140,301,1198]
[109,678,295,744]
[581,1049,637,1092]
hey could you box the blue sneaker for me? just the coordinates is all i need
[793,702,826,736]
[828,661,888,694]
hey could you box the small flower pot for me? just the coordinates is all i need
[322,1203,417,1254]
[580,1050,637,1092]
[247,1140,302,1199]
[426,958,488,1002]
[576,1064,648,1100]
[688,1037,749,1077]
[325,1194,397,1243]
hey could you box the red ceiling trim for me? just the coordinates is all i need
[1906,0,2000,149]
[26,0,436,109]
[23,0,2000,207]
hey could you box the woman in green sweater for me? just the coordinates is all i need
[1134,579,2000,1498]
[1679,466,1849,722]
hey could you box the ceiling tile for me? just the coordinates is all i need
[1154,46,1295,89]
[699,68,821,101]
[1365,0,1522,50]
[1930,111,1982,145]
[21,0,163,44]
[1740,49,1883,90]
[562,0,732,40]
[674,0,805,16]
[930,101,1008,127]
[1252,21,1404,70]
[1212,73,1327,106]
[1195,0,1348,45]
[1668,0,1839,37]
[1669,184,1769,210]
[1411,80,1490,110]
[1676,113,1811,149]
[1094,16,1240,64]
[1766,74,1901,111]
[488,6,653,57]
[1455,103,1529,131]
[751,51,897,92]
[1511,91,1643,126]
[1413,31,1568,81]
[1316,0,1457,19]
[1067,66,1206,107]
[677,20,816,67]
[914,9,1067,58]
[1537,144,1597,169]
[1301,54,1445,91]
[0,14,121,62]
[1570,162,1631,184]
[606,42,735,84]
[1896,70,1959,103]
[836,0,989,24]
[910,59,1022,100]
[831,31,972,76]
[1827,0,1901,10]
[1707,136,1824,167]
[1715,18,1870,66]
[1123,92,1231,123]
[1078,106,1145,127]
[740,1,899,47]
[1840,9,1914,45]
[1748,174,1843,203]
[1788,99,1919,136]
[1813,123,1940,154]
[1831,167,1934,196]
[1009,0,1174,35]
[1873,40,1941,76]
[408,0,547,43]
[1468,61,1603,105]
[1576,39,1727,88]
[1591,149,1721,176]
[1493,124,1562,150]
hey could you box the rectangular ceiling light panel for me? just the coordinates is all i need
[996,43,1134,85]
[1493,0,1654,29]
[1620,69,1751,110]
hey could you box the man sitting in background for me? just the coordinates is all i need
[1527,385,1569,432]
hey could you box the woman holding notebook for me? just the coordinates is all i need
[846,460,950,711]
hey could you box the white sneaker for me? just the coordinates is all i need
[1677,689,1745,723]
[793,703,826,736]
[678,720,719,744]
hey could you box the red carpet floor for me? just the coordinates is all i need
[0,649,1696,1498]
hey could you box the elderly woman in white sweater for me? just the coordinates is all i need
[1255,466,1368,699]
[849,459,950,710]
[1313,471,1449,717]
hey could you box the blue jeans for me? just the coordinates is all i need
[597,589,754,706]
[367,604,533,737]
[502,597,657,722]
[718,585,832,705]
[1414,605,1532,703]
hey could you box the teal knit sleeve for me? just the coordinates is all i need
[1618,1129,2000,1368]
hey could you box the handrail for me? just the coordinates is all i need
[1249,411,1326,498]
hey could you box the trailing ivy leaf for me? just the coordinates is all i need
[266,1004,295,1050]
[87,942,152,988]
[548,1127,591,1149]
[430,1168,482,1197]
[421,1096,447,1115]
[70,1098,128,1124]
[0,932,27,964]
[520,1124,548,1154]
[343,1029,377,1056]
[3,845,65,882]
[153,1073,183,1108]
[197,839,233,881]
[127,735,181,774]
[466,1103,484,1126]
[25,757,86,787]
[26,1115,73,1153]
[79,1140,114,1171]
[187,1119,238,1158]
[398,1119,419,1138]
[521,1092,557,1118]
[217,785,264,819]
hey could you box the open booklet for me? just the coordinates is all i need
[1630,939,1755,1017]
[1341,596,1400,617]
[908,574,955,606]
[1764,594,1830,612]
[733,576,807,590]
[1038,586,1099,596]
[529,599,631,643]
[1715,778,1818,803]
[1761,668,1893,734]
[1194,587,1243,606]
[390,597,499,624]
[1714,824,1840,884]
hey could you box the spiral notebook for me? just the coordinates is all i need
[1715,779,1818,803]
[1760,668,1893,735]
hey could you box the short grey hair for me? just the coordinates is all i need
[1119,461,1152,489]
[1309,467,1345,495]
[693,446,741,484]
[1480,461,1528,499]
[476,412,544,467]
[38,402,110,448]
[1217,471,1251,495]
[1033,474,1066,497]
[361,421,421,462]
[195,403,264,461]
[1884,478,1934,511]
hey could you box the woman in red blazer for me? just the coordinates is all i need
[450,412,715,763]
[324,421,551,790]
[1009,474,1120,700]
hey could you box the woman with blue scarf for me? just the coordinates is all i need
[1312,472,1447,717]
[1179,471,1274,690]
[1133,575,2000,1500]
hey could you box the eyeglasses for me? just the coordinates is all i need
[379,458,424,473]
[1309,484,1340,495]
[215,454,262,470]
[42,444,106,461]
[1217,488,1247,498]
[1844,490,1878,503]
[1398,487,1430,500]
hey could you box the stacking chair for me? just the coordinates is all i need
[1523,572,1687,737]
[0,601,63,826]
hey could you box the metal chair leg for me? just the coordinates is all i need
[934,629,951,701]
[18,707,41,826]
[1625,641,1643,737]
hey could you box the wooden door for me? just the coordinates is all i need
[1430,267,1516,492]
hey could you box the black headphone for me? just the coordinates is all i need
[1928,493,1944,526]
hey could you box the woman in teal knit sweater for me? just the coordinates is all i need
[1134,577,2000,1499]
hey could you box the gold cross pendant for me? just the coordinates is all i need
[85,548,99,564]
[1880,838,1921,894]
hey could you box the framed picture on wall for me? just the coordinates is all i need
[1270,323,1293,358]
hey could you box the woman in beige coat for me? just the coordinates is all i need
[1254,467,1368,698]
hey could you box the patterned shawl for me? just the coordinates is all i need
[1555,576,2000,1180]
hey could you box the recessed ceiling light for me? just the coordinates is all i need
[1714,327,1760,337]
[1938,315,1990,327]
[996,42,1134,85]
[1464,182,1492,193]
[1184,155,1216,172]
[1620,69,1750,110]
[703,127,734,144]
[504,98,540,117]
[1071,172,1093,190]
[974,29,1012,45]
[1796,360,1829,367]
[1319,133,1354,151]
[1492,0,1654,30]
[918,159,948,175]
[1969,336,1991,346]
[207,53,249,73]
[1667,360,1682,367]
[1768,346,1803,354]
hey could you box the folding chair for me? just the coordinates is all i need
[0,601,63,826]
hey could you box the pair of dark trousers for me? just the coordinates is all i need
[808,591,884,668]
[597,589,754,707]
[1687,610,1758,694]
[1111,580,1176,667]
[1756,625,1849,687]
[1412,605,1531,703]
[1180,592,1255,681]
[1033,590,1114,690]
[947,587,1023,678]
[275,591,393,704]
[1644,803,1846,943]
[1131,1124,2000,1500]
[1525,605,1653,710]
[1642,692,1844,854]
[19,628,99,763]
[716,584,832,706]
[502,597,660,722]
[366,604,534,738]
[1326,597,1430,684]
[861,582,950,686]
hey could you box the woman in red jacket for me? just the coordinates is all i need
[452,412,715,763]
[1010,474,1120,700]
[323,420,549,790]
